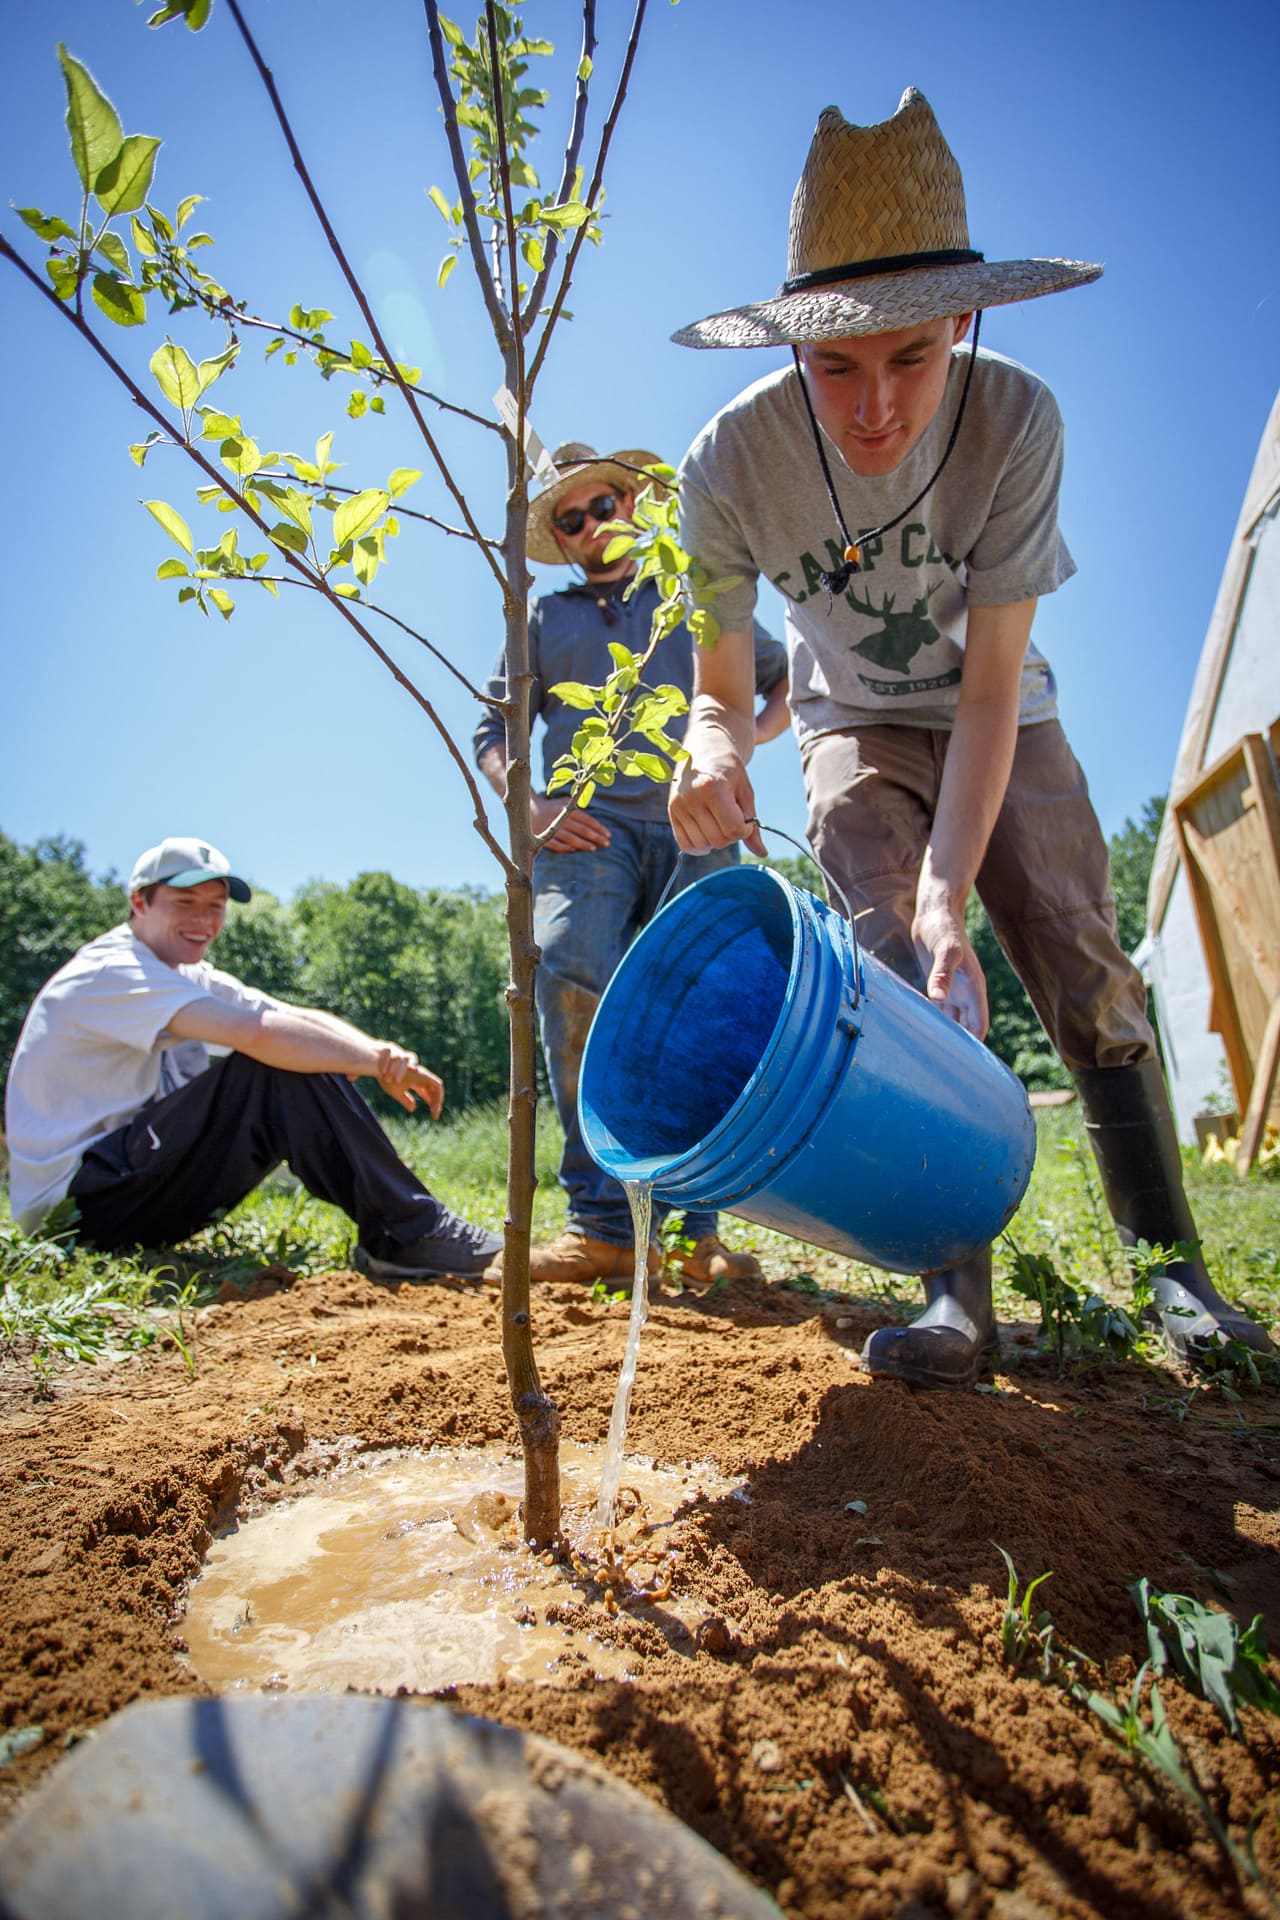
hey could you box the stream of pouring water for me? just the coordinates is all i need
[594,1179,653,1530]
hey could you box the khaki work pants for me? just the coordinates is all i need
[800,718,1155,1073]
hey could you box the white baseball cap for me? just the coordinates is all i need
[128,836,251,902]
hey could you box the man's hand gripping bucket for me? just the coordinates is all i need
[577,844,1035,1275]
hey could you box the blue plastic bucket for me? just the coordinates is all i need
[578,866,1035,1274]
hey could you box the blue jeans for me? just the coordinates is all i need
[533,816,739,1246]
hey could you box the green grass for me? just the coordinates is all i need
[2,1103,1278,1384]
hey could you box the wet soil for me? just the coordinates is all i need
[3,1261,1280,1917]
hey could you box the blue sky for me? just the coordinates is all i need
[2,0,1277,901]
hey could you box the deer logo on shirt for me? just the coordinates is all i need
[847,580,942,675]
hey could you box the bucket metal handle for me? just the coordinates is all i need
[655,819,862,1011]
[745,820,862,1011]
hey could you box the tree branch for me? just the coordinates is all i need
[0,232,515,883]
[423,0,514,353]
[526,0,648,389]
[519,0,596,333]
[221,0,506,593]
[252,469,499,546]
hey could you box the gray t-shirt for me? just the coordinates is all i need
[679,347,1073,742]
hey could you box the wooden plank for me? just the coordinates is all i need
[1173,810,1252,1111]
[1237,997,1280,1178]
[1173,732,1280,1129]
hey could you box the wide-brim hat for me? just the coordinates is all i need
[129,835,251,902]
[527,442,666,566]
[673,89,1102,349]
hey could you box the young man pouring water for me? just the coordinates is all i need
[667,88,1272,1385]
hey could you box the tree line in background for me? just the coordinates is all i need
[0,801,1165,1111]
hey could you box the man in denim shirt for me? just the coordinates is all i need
[474,443,788,1289]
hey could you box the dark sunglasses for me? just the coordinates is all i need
[553,492,619,538]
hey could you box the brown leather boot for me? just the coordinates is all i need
[676,1235,763,1287]
[483,1231,660,1286]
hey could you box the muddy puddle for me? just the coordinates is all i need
[179,1439,741,1695]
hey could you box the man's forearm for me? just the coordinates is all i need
[478,742,508,800]
[241,1005,389,1078]
[921,600,1035,907]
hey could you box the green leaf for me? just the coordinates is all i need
[577,54,593,80]
[143,499,193,553]
[91,272,146,327]
[346,389,368,420]
[268,521,308,555]
[520,232,545,273]
[195,343,238,394]
[549,681,599,710]
[94,134,162,215]
[387,468,421,499]
[351,534,380,586]
[348,338,372,370]
[44,257,79,303]
[617,752,671,783]
[333,488,389,547]
[18,207,76,242]
[277,488,314,537]
[129,432,164,466]
[219,436,261,480]
[198,409,240,440]
[156,557,189,580]
[427,185,453,225]
[146,0,212,25]
[58,46,123,194]
[207,587,234,619]
[96,230,130,275]
[539,200,592,232]
[176,193,205,229]
[332,582,360,599]
[437,252,459,290]
[150,340,202,409]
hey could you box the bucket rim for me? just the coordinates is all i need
[580,864,848,1185]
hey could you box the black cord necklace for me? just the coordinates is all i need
[793,309,983,598]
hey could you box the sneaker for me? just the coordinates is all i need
[483,1231,660,1286]
[355,1209,502,1282]
[675,1234,763,1287]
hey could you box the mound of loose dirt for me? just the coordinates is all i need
[2,1266,1279,1917]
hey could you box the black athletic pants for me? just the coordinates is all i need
[68,1053,442,1256]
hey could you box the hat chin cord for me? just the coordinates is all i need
[793,308,982,599]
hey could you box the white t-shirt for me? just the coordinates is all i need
[679,347,1074,742]
[4,924,273,1232]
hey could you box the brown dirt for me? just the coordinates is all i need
[3,1262,1280,1918]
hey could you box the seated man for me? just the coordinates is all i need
[4,836,500,1281]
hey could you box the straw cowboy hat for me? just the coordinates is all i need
[673,88,1102,348]
[526,442,666,566]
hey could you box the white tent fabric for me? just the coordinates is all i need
[1144,389,1280,1139]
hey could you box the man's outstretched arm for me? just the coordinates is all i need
[912,597,1035,1036]
[165,998,444,1116]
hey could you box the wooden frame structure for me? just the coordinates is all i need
[1172,726,1280,1176]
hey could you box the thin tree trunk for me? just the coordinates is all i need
[496,346,561,1547]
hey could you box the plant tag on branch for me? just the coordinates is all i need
[492,386,557,484]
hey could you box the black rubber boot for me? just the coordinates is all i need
[1075,1058,1276,1364]
[861,1248,998,1388]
